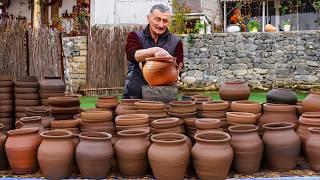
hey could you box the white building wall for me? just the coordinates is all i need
[6,0,31,21]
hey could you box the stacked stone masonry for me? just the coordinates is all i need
[180,31,320,90]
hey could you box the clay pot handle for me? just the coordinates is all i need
[15,121,24,129]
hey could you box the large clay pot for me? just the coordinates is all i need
[16,116,45,132]
[38,130,74,179]
[262,122,300,171]
[5,127,41,174]
[0,123,8,170]
[218,81,250,101]
[306,127,320,171]
[297,112,320,143]
[115,129,150,176]
[229,125,263,174]
[302,89,320,112]
[148,133,190,180]
[76,131,114,179]
[142,57,178,86]
[266,88,297,105]
[192,131,233,180]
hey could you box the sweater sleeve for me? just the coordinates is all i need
[174,40,184,67]
[125,32,142,61]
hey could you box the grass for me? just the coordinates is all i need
[80,90,309,107]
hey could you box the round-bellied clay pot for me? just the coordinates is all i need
[192,131,233,180]
[115,114,149,126]
[262,122,300,171]
[0,123,8,170]
[231,100,262,114]
[218,81,250,101]
[266,88,297,105]
[142,57,178,86]
[202,101,229,111]
[25,106,51,117]
[297,112,320,145]
[227,112,257,124]
[306,127,320,171]
[302,89,320,112]
[148,133,190,180]
[76,131,114,179]
[5,127,41,174]
[229,125,263,174]
[115,129,150,176]
[16,116,45,132]
[37,130,74,179]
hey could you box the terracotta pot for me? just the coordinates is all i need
[262,122,300,171]
[184,118,196,127]
[38,130,74,179]
[306,127,320,171]
[76,131,114,179]
[195,118,221,130]
[16,116,45,132]
[80,111,113,121]
[115,114,149,126]
[227,112,257,124]
[96,96,119,109]
[115,129,150,176]
[51,119,80,128]
[116,123,150,132]
[192,131,233,180]
[297,112,320,143]
[151,117,180,129]
[231,100,262,113]
[25,106,51,117]
[169,101,196,113]
[302,89,320,112]
[0,123,8,170]
[5,127,41,174]
[202,101,229,111]
[148,133,190,180]
[218,81,250,101]
[229,125,263,174]
[48,96,80,107]
[135,101,166,110]
[266,88,297,105]
[39,77,65,92]
[142,57,178,86]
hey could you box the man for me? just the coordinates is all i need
[123,4,184,99]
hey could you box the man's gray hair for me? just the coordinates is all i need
[150,4,171,14]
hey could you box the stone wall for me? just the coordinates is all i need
[180,31,320,90]
[62,36,87,93]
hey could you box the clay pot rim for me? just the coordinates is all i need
[116,114,149,120]
[20,116,42,122]
[79,131,112,140]
[8,127,39,135]
[151,117,180,126]
[120,99,142,104]
[151,133,186,144]
[25,106,51,113]
[228,124,258,133]
[301,112,320,118]
[194,131,230,143]
[169,101,196,106]
[263,103,296,111]
[226,112,256,118]
[99,95,118,99]
[117,129,149,137]
[145,56,176,62]
[263,122,294,130]
[195,118,221,125]
[232,100,262,105]
[40,129,73,139]
[135,101,164,105]
[203,100,229,105]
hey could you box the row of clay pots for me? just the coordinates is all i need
[0,75,14,131]
[39,77,65,106]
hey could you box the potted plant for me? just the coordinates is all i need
[247,19,261,32]
[283,20,291,31]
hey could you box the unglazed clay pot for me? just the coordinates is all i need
[5,127,41,174]
[38,130,74,179]
[115,129,150,176]
[15,116,45,132]
[229,125,263,174]
[302,89,320,112]
[76,131,114,179]
[297,112,320,143]
[306,127,320,171]
[218,81,250,101]
[39,77,65,92]
[266,88,297,105]
[148,133,190,180]
[262,122,300,171]
[192,131,233,180]
[142,57,178,86]
[0,123,8,170]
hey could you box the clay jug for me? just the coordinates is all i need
[16,116,45,132]
[115,129,150,176]
[262,122,301,171]
[5,127,41,174]
[148,133,190,180]
[142,57,178,86]
[0,123,8,170]
[266,88,297,105]
[76,131,114,179]
[302,89,320,112]
[297,112,320,143]
[38,130,74,179]
[229,125,263,174]
[218,81,250,101]
[306,127,320,171]
[192,131,233,180]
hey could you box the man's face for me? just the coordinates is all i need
[147,9,171,36]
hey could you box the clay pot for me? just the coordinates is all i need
[202,101,229,111]
[231,100,262,113]
[5,127,41,174]
[219,82,250,101]
[96,96,119,109]
[135,101,166,110]
[0,123,8,170]
[80,111,113,121]
[227,112,257,124]
[115,114,149,126]
[38,130,74,179]
[169,101,196,113]
[25,106,51,117]
[297,112,320,143]
[306,127,320,171]
[115,129,150,176]
[142,57,178,86]
[192,131,233,180]
[195,118,221,130]
[76,131,114,179]
[48,96,80,107]
[51,119,80,128]
[148,133,190,180]
[266,88,297,105]
[302,89,320,112]
[262,122,301,171]
[16,116,45,132]
[229,125,263,174]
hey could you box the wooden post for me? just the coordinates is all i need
[275,0,280,31]
[224,1,226,32]
[262,1,265,32]
[33,0,41,32]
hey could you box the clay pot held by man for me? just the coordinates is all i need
[142,57,178,86]
[218,81,250,101]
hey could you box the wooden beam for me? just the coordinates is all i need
[33,0,41,32]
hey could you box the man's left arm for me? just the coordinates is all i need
[174,40,184,74]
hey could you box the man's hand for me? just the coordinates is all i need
[154,47,171,58]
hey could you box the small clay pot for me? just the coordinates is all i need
[195,118,221,130]
[202,101,229,111]
[231,100,262,113]
[80,111,113,121]
[227,112,257,124]
[115,114,149,126]
[219,81,250,101]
